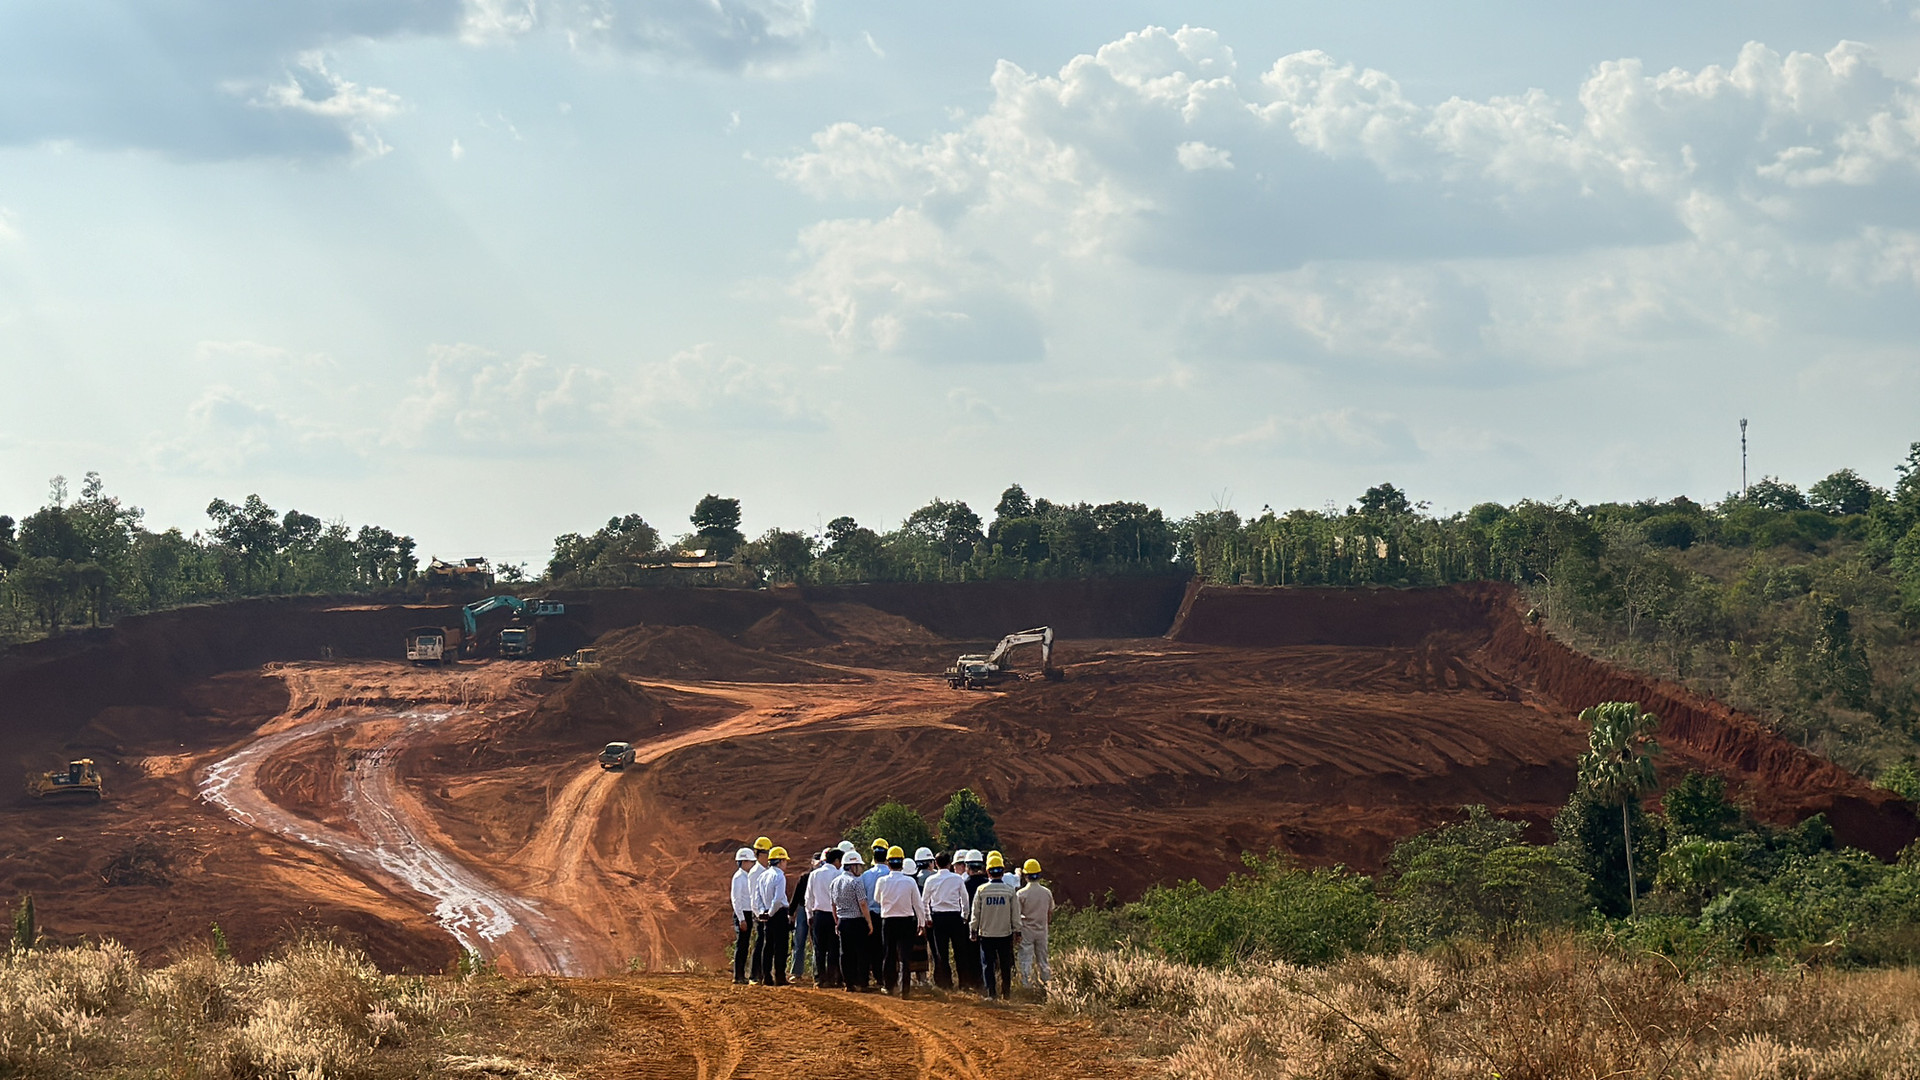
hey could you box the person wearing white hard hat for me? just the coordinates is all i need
[830,850,874,992]
[1016,858,1055,989]
[805,848,845,987]
[789,849,819,980]
[959,849,989,991]
[730,847,757,984]
[913,847,936,888]
[923,850,969,991]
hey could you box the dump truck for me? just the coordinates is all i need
[462,595,565,659]
[598,742,636,770]
[426,557,494,591]
[404,625,465,665]
[27,759,103,803]
[945,626,1061,689]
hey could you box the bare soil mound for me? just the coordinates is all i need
[516,669,663,741]
[738,607,837,651]
[808,602,943,644]
[592,624,847,682]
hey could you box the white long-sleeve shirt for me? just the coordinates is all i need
[754,865,790,915]
[874,870,928,924]
[731,867,755,917]
[922,869,968,914]
[806,864,843,915]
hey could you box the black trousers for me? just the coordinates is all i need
[881,916,919,997]
[734,915,754,982]
[929,911,966,990]
[754,912,790,985]
[979,935,1014,998]
[808,911,840,986]
[837,917,871,989]
[867,910,886,984]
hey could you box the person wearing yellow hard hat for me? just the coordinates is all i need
[990,849,1021,891]
[969,851,1020,1000]
[873,845,929,998]
[752,845,794,986]
[743,837,775,983]
[1016,858,1055,989]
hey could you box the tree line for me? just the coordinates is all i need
[0,475,420,638]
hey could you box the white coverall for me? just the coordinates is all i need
[1016,880,1055,987]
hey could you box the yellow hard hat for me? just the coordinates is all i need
[871,837,889,850]
[769,846,789,861]
[886,845,905,860]
[1023,858,1042,874]
[985,852,1005,869]
[753,836,772,851]
[988,850,1002,860]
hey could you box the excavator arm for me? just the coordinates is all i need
[461,595,529,636]
[985,627,1054,670]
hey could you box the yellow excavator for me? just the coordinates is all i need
[27,759,103,803]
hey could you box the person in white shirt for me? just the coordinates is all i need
[745,836,773,983]
[805,848,845,987]
[873,845,929,999]
[922,850,969,991]
[753,846,793,986]
[859,838,889,986]
[1016,858,1056,989]
[729,847,756,984]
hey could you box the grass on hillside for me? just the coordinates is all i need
[1050,938,1920,1080]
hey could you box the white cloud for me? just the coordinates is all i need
[0,0,821,159]
[1212,409,1422,464]
[775,25,1920,375]
[1176,141,1232,171]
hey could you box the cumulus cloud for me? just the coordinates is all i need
[151,387,372,476]
[775,25,1920,373]
[388,342,821,452]
[0,0,821,159]
[1211,409,1422,464]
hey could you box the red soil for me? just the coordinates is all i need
[1,579,1911,977]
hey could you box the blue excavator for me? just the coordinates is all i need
[406,595,565,663]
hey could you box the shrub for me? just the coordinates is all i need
[1386,805,1589,945]
[1132,854,1380,966]
[846,799,935,857]
[935,788,1000,854]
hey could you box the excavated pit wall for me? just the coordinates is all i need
[1168,581,1920,859]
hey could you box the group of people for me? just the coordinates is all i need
[729,835,1054,1001]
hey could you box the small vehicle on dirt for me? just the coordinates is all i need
[598,742,636,770]
[26,759,103,803]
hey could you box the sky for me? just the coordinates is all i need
[4,1,1920,569]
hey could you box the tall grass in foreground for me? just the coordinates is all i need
[0,937,600,1079]
[1051,939,1920,1080]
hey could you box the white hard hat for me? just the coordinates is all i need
[735,847,755,861]
[963,849,981,863]
[914,846,935,861]
[838,840,856,853]
[902,858,917,875]
[844,850,864,866]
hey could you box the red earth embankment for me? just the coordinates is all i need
[1169,582,1919,858]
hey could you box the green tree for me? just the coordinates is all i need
[1387,805,1589,945]
[847,800,935,857]
[901,498,984,567]
[1576,702,1662,917]
[750,528,816,583]
[1358,482,1412,519]
[1663,771,1740,840]
[691,495,745,559]
[1808,469,1877,516]
[206,494,282,592]
[936,788,1000,853]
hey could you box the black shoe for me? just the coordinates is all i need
[733,978,747,985]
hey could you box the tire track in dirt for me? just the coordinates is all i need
[589,977,1138,1080]
[199,702,596,975]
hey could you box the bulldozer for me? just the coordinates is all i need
[945,627,1062,689]
[26,759,103,803]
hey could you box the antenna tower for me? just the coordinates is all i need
[1740,418,1748,496]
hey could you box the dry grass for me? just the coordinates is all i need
[1052,938,1920,1079]
[0,939,611,1079]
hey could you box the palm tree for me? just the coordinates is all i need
[1576,701,1661,917]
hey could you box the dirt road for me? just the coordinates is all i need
[587,975,1139,1080]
